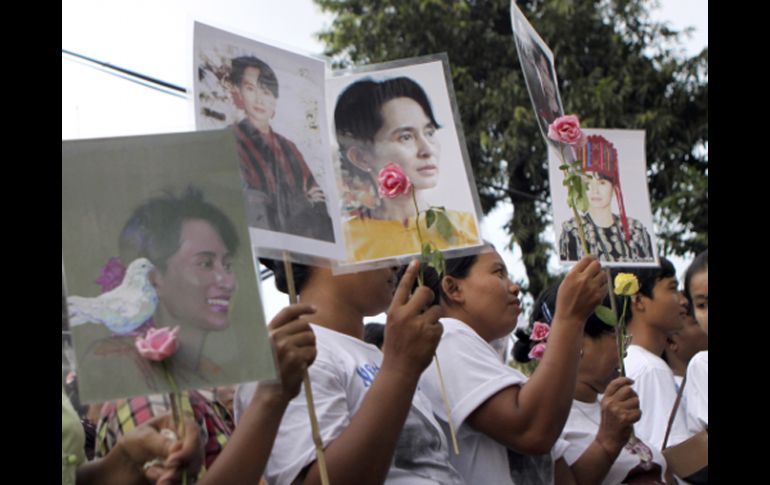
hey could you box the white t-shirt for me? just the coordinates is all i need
[561,399,668,484]
[673,374,684,392]
[236,324,463,485]
[681,351,708,435]
[419,318,532,485]
[624,344,690,448]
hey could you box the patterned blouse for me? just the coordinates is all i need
[559,213,654,263]
[95,389,234,472]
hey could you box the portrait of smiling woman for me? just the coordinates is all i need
[63,130,276,403]
[332,63,481,264]
[118,187,240,383]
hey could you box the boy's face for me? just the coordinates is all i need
[640,276,688,334]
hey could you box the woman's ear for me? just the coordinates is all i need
[345,145,374,173]
[441,276,463,305]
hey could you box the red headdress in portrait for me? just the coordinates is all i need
[577,135,630,242]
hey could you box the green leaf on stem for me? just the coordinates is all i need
[559,164,569,171]
[595,305,618,327]
[421,242,432,263]
[430,249,446,278]
[426,208,436,228]
[435,210,454,241]
[577,191,589,213]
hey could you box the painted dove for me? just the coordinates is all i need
[67,257,159,334]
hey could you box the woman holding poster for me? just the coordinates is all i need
[334,75,480,263]
[559,135,655,263]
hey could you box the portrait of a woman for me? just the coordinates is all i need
[559,135,655,263]
[115,186,242,385]
[333,75,480,263]
[230,55,334,242]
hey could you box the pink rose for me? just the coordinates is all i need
[135,326,180,361]
[531,321,550,342]
[547,115,586,146]
[377,162,412,199]
[528,342,547,361]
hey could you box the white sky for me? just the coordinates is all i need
[62,0,708,326]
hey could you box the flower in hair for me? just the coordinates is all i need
[531,321,550,342]
[528,342,547,360]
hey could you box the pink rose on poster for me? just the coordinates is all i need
[547,115,586,147]
[528,342,547,361]
[135,326,180,361]
[531,321,551,342]
[377,162,412,199]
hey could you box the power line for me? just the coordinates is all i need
[62,49,188,99]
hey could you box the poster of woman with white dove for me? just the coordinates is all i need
[62,129,276,403]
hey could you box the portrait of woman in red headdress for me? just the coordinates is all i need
[559,135,655,263]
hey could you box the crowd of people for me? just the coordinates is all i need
[63,243,708,484]
[63,48,706,485]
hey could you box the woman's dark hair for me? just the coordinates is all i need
[230,56,279,98]
[684,250,708,306]
[402,242,495,306]
[119,186,239,271]
[363,322,385,349]
[334,77,441,205]
[261,258,313,295]
[512,279,613,363]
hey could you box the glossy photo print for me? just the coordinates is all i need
[194,21,345,263]
[327,55,484,271]
[510,2,565,152]
[62,129,276,403]
[549,129,659,267]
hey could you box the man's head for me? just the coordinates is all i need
[664,297,708,373]
[613,258,688,335]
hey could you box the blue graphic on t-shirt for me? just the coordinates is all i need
[355,363,380,387]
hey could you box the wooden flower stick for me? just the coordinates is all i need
[605,268,646,461]
[283,253,330,485]
[433,354,460,455]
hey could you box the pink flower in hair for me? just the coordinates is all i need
[528,342,547,360]
[531,321,550,342]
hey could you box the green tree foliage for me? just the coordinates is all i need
[316,0,708,298]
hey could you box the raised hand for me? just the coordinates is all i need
[596,377,641,454]
[382,260,444,378]
[555,255,608,325]
[268,303,318,400]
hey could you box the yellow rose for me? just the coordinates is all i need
[614,273,640,296]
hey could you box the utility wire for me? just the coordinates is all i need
[62,49,188,99]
